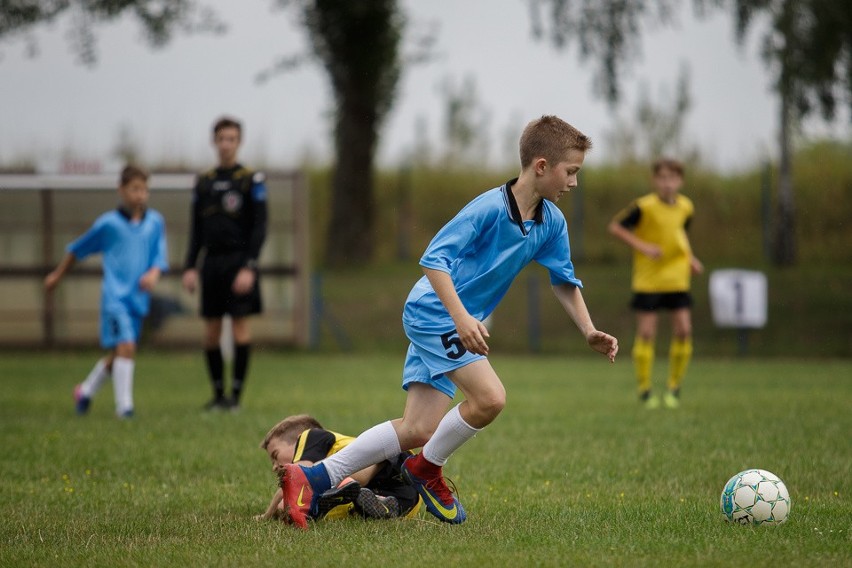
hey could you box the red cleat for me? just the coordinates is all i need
[280,464,314,530]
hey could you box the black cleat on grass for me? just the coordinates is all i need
[203,397,231,411]
[316,479,362,519]
[355,488,400,519]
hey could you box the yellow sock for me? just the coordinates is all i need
[667,337,693,392]
[632,338,655,394]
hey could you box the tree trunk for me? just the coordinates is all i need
[304,0,401,267]
[773,79,797,266]
[324,94,379,266]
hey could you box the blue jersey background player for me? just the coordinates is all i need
[45,165,169,418]
[280,115,619,529]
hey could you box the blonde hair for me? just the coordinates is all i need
[259,414,323,450]
[519,115,592,168]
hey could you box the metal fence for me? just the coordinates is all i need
[0,171,310,348]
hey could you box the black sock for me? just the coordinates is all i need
[232,343,250,402]
[205,348,224,400]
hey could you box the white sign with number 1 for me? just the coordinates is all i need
[709,269,768,329]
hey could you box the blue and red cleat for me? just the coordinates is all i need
[279,463,331,529]
[401,453,466,524]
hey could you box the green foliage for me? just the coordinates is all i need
[1,352,850,566]
[0,0,223,65]
[308,139,852,267]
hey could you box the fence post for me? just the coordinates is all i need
[41,189,55,348]
[761,161,772,261]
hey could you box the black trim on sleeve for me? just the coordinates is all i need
[618,205,642,229]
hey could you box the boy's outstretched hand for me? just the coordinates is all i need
[587,330,618,363]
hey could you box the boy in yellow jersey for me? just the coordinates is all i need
[257,414,421,521]
[608,158,703,409]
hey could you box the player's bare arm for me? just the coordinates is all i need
[552,283,618,363]
[139,267,162,291]
[257,488,285,520]
[231,267,256,295]
[608,221,662,259]
[181,268,198,294]
[423,267,490,356]
[44,253,77,291]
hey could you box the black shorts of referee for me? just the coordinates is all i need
[201,251,262,318]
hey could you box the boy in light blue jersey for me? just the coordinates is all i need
[45,165,169,418]
[281,116,619,528]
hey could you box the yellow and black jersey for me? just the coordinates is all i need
[612,192,694,293]
[292,428,355,463]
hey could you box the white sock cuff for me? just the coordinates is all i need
[422,404,480,466]
[113,356,134,369]
[449,403,481,435]
[112,357,135,414]
[377,420,403,458]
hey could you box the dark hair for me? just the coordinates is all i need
[213,116,242,138]
[120,164,148,186]
[652,157,685,177]
[519,115,592,168]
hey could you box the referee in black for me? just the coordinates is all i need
[182,116,268,411]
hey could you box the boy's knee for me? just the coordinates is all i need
[470,387,506,424]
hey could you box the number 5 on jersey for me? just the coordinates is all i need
[440,330,466,360]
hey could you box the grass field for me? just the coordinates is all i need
[1,351,850,567]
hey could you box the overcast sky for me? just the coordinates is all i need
[1,0,848,173]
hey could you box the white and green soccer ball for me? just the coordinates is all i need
[720,469,791,526]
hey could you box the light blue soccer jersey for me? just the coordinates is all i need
[403,179,582,332]
[68,208,169,317]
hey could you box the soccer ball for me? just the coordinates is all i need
[720,469,791,525]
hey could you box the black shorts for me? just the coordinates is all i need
[630,292,693,312]
[366,452,420,516]
[200,252,262,318]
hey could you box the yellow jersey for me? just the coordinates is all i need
[613,192,694,293]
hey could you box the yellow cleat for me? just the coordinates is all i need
[642,393,660,410]
[663,391,681,409]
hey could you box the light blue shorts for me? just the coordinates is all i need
[100,302,142,349]
[401,323,486,399]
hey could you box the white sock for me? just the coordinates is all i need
[422,404,480,467]
[80,358,110,398]
[112,357,135,414]
[322,421,401,486]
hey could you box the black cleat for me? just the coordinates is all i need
[203,397,230,411]
[316,479,362,519]
[355,488,400,519]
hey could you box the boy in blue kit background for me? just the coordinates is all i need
[44,165,169,418]
[280,115,619,529]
